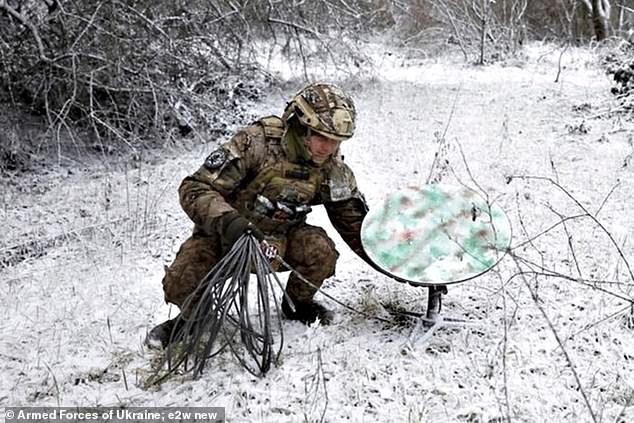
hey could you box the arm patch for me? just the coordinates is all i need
[328,183,354,201]
[323,160,361,202]
[204,149,228,169]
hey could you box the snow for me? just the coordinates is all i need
[1,42,634,422]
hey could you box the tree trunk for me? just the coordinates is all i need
[590,0,611,39]
[479,0,487,65]
[575,0,593,42]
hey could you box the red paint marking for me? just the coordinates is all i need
[399,229,417,242]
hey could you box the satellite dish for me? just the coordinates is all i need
[361,185,512,286]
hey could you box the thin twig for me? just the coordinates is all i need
[510,254,634,304]
[511,213,586,250]
[0,0,52,62]
[268,17,323,38]
[554,42,570,83]
[509,175,634,283]
[425,84,462,185]
[499,272,513,423]
[595,181,621,217]
[509,255,598,423]
[544,204,583,278]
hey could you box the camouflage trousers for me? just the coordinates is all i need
[162,223,339,315]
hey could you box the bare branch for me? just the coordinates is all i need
[595,181,621,217]
[511,254,634,304]
[0,0,52,62]
[268,17,323,38]
[509,254,599,423]
[509,175,634,282]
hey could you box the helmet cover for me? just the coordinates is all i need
[283,83,356,141]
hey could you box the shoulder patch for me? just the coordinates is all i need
[324,160,360,202]
[329,184,354,202]
[204,149,228,169]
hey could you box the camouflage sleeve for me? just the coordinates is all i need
[324,196,368,257]
[325,198,398,277]
[178,124,266,235]
[321,159,366,254]
[323,162,394,274]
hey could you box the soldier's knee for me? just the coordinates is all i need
[301,229,338,276]
[160,236,220,308]
[312,236,337,272]
[162,263,190,307]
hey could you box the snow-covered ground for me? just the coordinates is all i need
[1,43,633,422]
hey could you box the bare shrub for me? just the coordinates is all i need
[2,0,632,167]
[602,39,634,116]
[388,0,529,63]
[525,0,634,43]
[433,0,529,63]
[0,0,373,159]
[391,1,633,61]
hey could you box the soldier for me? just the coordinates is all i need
[146,82,376,349]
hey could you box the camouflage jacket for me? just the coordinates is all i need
[179,116,369,257]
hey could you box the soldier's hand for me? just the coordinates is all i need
[221,212,264,247]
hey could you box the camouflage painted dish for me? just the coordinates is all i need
[361,185,512,285]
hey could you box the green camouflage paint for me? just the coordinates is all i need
[361,185,512,284]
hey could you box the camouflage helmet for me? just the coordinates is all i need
[282,82,356,141]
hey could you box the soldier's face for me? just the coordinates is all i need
[305,133,340,164]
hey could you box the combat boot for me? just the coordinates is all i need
[144,316,184,349]
[281,298,334,325]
